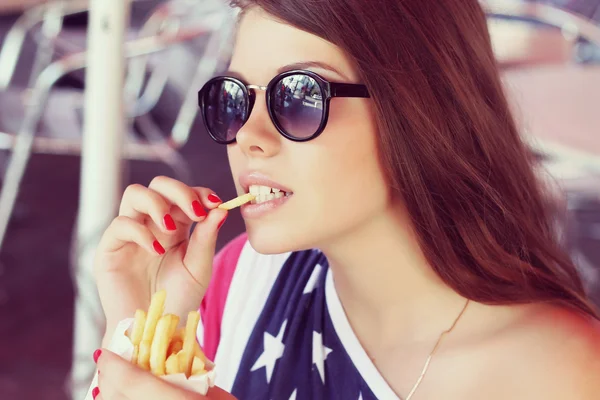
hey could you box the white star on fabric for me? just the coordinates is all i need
[303,263,323,294]
[312,331,333,383]
[251,320,287,383]
[289,389,298,400]
[358,393,363,400]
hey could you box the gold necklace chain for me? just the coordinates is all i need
[404,299,470,400]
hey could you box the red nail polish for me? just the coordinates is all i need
[93,349,102,363]
[192,200,206,217]
[208,193,221,203]
[217,214,227,230]
[163,214,176,231]
[153,240,166,255]
[92,387,100,399]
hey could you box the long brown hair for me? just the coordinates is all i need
[231,0,599,318]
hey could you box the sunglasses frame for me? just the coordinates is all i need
[198,69,370,144]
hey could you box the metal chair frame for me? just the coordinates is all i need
[0,0,235,250]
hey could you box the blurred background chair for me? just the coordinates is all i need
[0,1,237,398]
[0,0,234,250]
[484,0,600,305]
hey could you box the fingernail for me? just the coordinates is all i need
[163,214,176,231]
[208,193,221,203]
[92,387,100,399]
[153,240,166,255]
[192,200,206,217]
[93,349,102,363]
[217,214,227,230]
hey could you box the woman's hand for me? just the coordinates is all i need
[93,176,228,341]
[93,350,236,400]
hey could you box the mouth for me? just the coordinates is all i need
[247,185,293,205]
[238,172,294,218]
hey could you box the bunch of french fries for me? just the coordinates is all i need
[127,290,209,378]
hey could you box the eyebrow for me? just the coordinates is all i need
[225,61,351,82]
[277,61,350,81]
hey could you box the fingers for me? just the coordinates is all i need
[189,186,224,210]
[182,208,228,290]
[92,387,103,400]
[119,184,181,233]
[98,216,165,256]
[148,176,222,219]
[119,177,223,230]
[108,176,228,262]
[97,349,204,400]
[93,391,126,400]
[93,380,234,400]
[206,386,239,399]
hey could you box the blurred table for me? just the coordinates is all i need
[0,0,47,14]
[502,65,600,157]
[489,19,574,67]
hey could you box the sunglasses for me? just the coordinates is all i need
[198,69,370,144]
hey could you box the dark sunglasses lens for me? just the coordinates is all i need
[202,79,248,143]
[270,74,324,139]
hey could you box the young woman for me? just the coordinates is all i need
[91,0,600,399]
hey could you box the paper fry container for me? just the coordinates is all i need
[84,318,216,399]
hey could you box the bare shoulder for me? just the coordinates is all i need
[497,304,600,398]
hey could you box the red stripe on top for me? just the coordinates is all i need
[200,233,247,361]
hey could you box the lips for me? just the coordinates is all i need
[238,171,293,198]
[248,185,292,204]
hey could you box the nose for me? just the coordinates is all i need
[235,91,282,158]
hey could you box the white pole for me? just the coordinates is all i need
[69,0,130,398]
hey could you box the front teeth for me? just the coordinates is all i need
[254,194,274,203]
[249,185,290,204]
[249,185,260,196]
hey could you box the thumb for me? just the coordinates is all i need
[182,208,228,292]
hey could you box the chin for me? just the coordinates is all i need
[245,223,315,255]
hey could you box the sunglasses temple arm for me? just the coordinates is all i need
[329,82,370,98]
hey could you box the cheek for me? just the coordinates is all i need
[227,101,392,253]
[314,101,388,201]
[292,102,391,236]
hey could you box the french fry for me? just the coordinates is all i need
[194,341,207,363]
[150,315,172,376]
[128,310,146,364]
[163,314,180,357]
[130,310,147,345]
[138,340,152,370]
[191,356,206,375]
[168,339,183,356]
[137,291,165,370]
[165,353,180,375]
[217,193,255,210]
[141,290,166,343]
[177,350,187,374]
[131,345,140,365]
[173,327,185,342]
[167,314,180,338]
[181,311,201,377]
